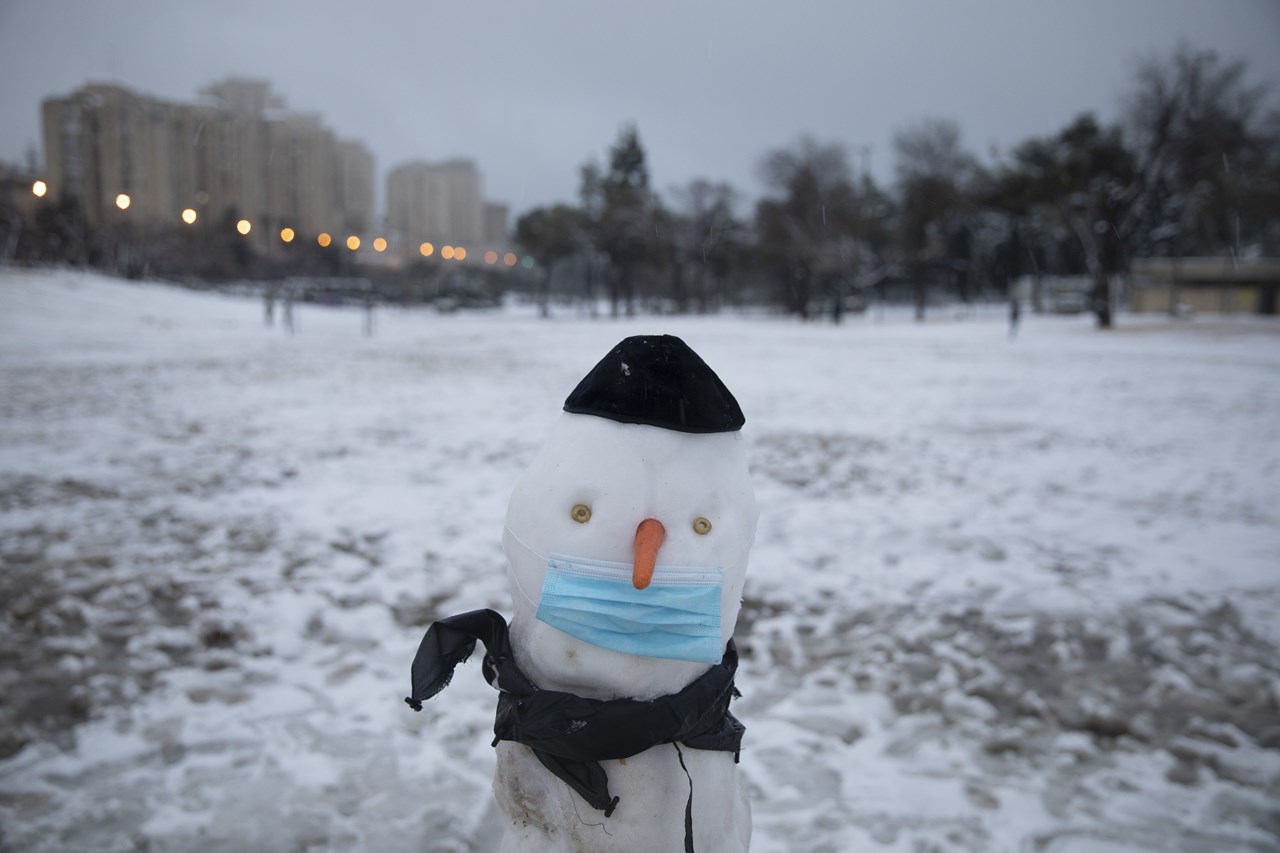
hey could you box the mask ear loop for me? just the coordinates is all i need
[503,526,546,610]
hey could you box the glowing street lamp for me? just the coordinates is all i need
[115,193,132,211]
[280,227,296,243]
[318,232,332,248]
[236,219,252,235]
[181,208,197,224]
[484,250,498,265]
[32,180,47,198]
[346,235,360,251]
[503,252,518,267]
[419,242,434,257]
[441,245,455,260]
[454,247,467,261]
[373,237,387,253]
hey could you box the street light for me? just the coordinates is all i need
[441,245,455,260]
[236,219,252,235]
[32,180,47,198]
[280,227,295,243]
[346,235,360,251]
[181,208,197,224]
[318,232,332,248]
[484,250,498,265]
[115,193,132,211]
[454,247,467,261]
[373,237,387,253]
[419,242,434,257]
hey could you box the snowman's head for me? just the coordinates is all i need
[503,336,758,679]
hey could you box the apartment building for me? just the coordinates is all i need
[386,159,487,251]
[484,202,509,246]
[40,79,375,245]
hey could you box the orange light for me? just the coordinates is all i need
[115,193,132,210]
[236,219,252,235]
[318,232,332,247]
[503,252,518,267]
[441,245,455,260]
[32,180,48,198]
[484,250,498,265]
[280,227,295,243]
[373,237,387,253]
[419,242,434,257]
[346,235,360,251]
[454,247,467,261]
[181,208,197,224]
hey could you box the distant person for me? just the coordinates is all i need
[1009,297,1021,339]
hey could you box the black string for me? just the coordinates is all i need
[672,742,695,853]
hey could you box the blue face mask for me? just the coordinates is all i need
[531,553,726,665]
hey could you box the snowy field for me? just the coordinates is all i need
[1,268,1278,853]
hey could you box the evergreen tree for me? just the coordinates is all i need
[598,125,655,317]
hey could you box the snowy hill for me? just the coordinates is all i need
[2,268,1278,852]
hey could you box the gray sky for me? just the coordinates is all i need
[2,0,1277,217]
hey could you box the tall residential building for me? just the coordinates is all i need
[40,79,375,243]
[386,159,485,251]
[484,202,509,245]
[198,78,286,116]
[338,141,375,235]
[266,113,339,237]
[41,83,188,228]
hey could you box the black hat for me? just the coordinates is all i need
[563,335,745,433]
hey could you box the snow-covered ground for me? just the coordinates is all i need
[1,268,1277,853]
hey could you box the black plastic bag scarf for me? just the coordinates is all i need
[405,609,744,852]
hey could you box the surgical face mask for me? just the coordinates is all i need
[538,554,726,664]
[505,529,726,664]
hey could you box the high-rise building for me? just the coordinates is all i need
[39,79,513,262]
[386,159,485,251]
[39,79,375,245]
[198,78,286,117]
[41,83,187,228]
[484,202,509,245]
[338,140,375,235]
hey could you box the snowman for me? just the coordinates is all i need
[406,335,758,852]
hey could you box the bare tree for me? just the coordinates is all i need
[755,137,860,318]
[892,119,976,321]
[1124,43,1279,262]
[669,179,745,312]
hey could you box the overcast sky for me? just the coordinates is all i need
[2,0,1277,217]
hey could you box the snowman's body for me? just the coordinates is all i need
[493,737,749,852]
[495,406,758,851]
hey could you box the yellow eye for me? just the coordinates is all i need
[693,517,712,535]
[570,504,592,524]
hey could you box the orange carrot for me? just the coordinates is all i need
[632,518,666,590]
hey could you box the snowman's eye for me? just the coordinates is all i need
[570,504,592,524]
[692,517,712,535]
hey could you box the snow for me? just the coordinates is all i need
[2,268,1278,852]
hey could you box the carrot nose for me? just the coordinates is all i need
[633,518,666,590]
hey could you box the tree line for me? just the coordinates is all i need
[516,44,1280,326]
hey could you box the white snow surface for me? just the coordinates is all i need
[1,268,1278,852]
